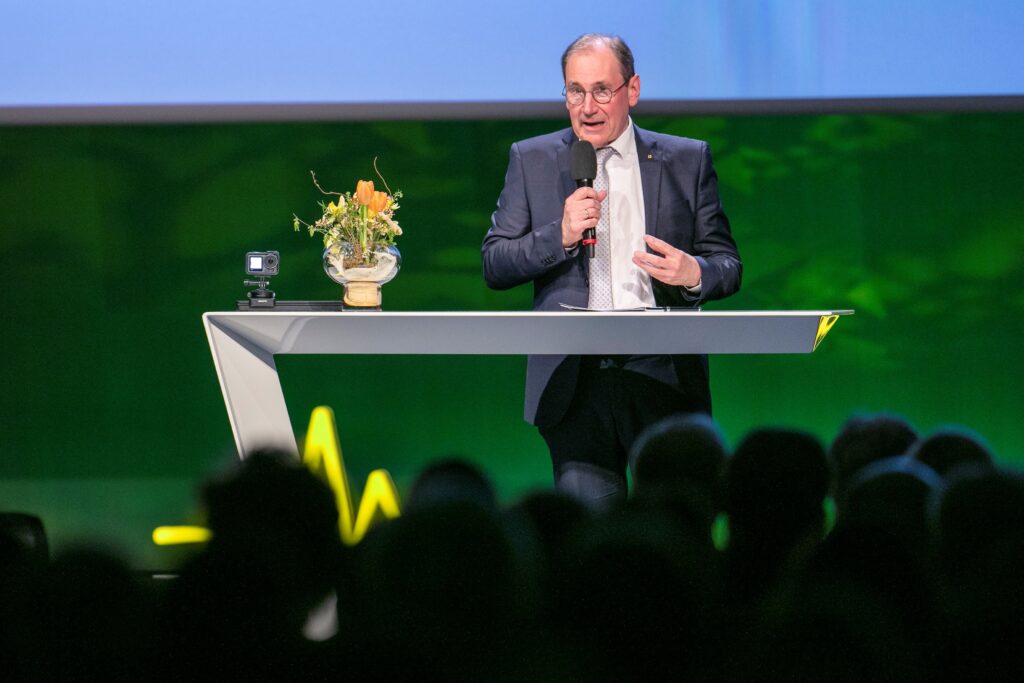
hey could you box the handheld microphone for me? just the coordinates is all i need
[570,140,597,258]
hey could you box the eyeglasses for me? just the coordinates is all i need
[562,81,628,106]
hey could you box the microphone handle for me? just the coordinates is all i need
[575,178,596,258]
[583,228,596,258]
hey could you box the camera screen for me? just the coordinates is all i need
[248,255,264,272]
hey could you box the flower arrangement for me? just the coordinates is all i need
[293,161,403,269]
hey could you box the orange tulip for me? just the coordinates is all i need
[355,179,374,206]
[368,190,389,215]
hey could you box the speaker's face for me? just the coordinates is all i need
[564,46,639,150]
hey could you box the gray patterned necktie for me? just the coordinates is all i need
[588,146,616,310]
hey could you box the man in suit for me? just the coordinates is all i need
[482,34,741,507]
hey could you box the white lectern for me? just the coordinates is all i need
[203,310,852,458]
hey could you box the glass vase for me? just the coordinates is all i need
[323,241,401,309]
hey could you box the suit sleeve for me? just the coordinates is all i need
[481,142,570,290]
[686,141,742,304]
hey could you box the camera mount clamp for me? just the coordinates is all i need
[243,276,276,308]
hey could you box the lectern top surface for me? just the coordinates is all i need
[207,309,854,318]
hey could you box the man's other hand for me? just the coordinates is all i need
[632,234,702,288]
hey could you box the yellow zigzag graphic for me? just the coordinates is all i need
[303,405,402,544]
[153,405,402,547]
[813,314,840,351]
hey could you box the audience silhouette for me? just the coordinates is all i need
[1,413,1021,680]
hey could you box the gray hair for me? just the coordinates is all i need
[561,33,635,83]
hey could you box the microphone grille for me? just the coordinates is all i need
[571,140,597,181]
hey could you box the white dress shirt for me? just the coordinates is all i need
[602,118,656,309]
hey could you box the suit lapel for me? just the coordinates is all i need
[635,127,661,242]
[557,129,576,200]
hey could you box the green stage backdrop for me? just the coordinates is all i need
[1,113,1022,568]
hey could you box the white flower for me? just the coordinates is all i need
[383,215,403,236]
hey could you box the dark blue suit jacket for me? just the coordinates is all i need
[482,125,741,426]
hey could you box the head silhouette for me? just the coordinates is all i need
[829,413,918,497]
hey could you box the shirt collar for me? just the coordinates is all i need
[603,117,636,160]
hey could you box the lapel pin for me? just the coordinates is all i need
[647,154,653,159]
